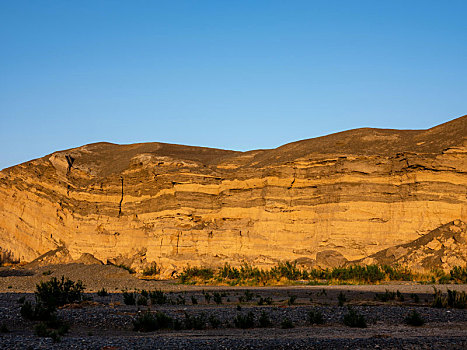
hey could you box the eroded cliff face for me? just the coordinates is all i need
[0,116,466,273]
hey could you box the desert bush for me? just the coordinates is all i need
[447,289,467,309]
[34,316,69,342]
[213,292,223,305]
[288,295,297,305]
[191,295,198,305]
[175,295,186,305]
[219,263,241,279]
[381,265,414,281]
[258,297,273,305]
[271,261,303,280]
[149,290,167,305]
[137,295,148,306]
[208,314,221,328]
[234,311,255,329]
[142,263,161,276]
[133,311,173,332]
[308,308,324,325]
[258,311,272,327]
[410,293,420,303]
[337,292,347,306]
[184,312,207,330]
[438,275,451,284]
[450,266,467,283]
[375,290,396,302]
[97,288,109,297]
[343,307,367,328]
[244,290,254,302]
[35,276,84,310]
[281,318,294,329]
[179,267,214,283]
[203,291,212,304]
[429,288,465,308]
[21,300,54,321]
[405,310,425,326]
[123,292,136,305]
[35,323,60,342]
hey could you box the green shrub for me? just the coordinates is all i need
[438,275,451,284]
[133,312,157,332]
[338,292,347,306]
[258,311,272,327]
[343,307,367,328]
[97,288,109,297]
[35,276,84,310]
[203,291,211,304]
[447,290,466,309]
[281,318,294,329]
[258,297,273,305]
[179,267,214,283]
[35,322,48,337]
[213,292,223,305]
[405,310,425,326]
[431,288,447,308]
[133,311,173,332]
[450,266,467,283]
[142,263,161,276]
[123,292,136,305]
[375,290,396,302]
[208,314,221,328]
[244,290,254,301]
[21,301,54,321]
[308,308,324,325]
[34,317,69,342]
[288,295,297,305]
[175,295,186,305]
[149,290,167,305]
[137,295,148,306]
[318,289,327,296]
[184,312,207,330]
[234,311,255,329]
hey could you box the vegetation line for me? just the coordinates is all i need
[178,262,467,286]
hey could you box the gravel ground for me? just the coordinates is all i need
[0,264,466,349]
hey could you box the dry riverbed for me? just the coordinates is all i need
[0,264,466,349]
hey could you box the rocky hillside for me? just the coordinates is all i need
[359,219,467,271]
[0,115,466,274]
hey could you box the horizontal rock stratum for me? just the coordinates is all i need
[1,115,466,273]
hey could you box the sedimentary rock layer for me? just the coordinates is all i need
[0,115,466,273]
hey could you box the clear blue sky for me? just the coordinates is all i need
[1,1,466,170]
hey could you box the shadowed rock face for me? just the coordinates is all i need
[0,115,466,274]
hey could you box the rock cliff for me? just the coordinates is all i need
[0,115,466,273]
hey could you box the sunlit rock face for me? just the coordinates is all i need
[0,115,466,274]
